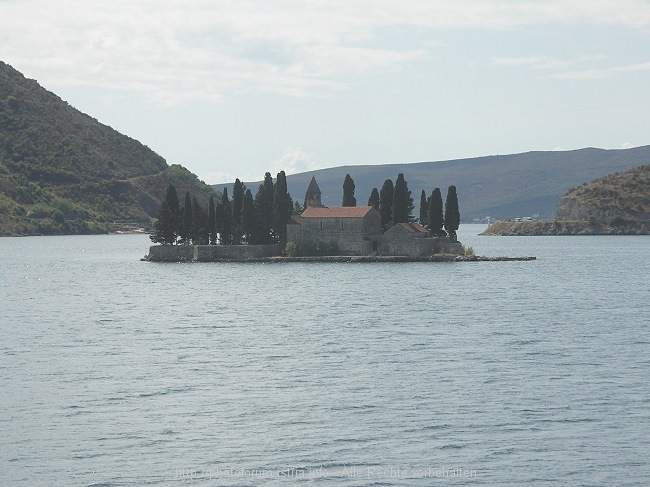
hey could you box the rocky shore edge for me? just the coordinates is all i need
[142,254,536,263]
[482,220,649,236]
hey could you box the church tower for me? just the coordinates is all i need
[304,176,324,208]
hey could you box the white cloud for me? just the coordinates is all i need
[201,147,321,184]
[270,147,323,176]
[552,61,650,79]
[200,170,259,186]
[3,0,650,105]
[492,56,571,70]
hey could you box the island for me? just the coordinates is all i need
[145,174,534,262]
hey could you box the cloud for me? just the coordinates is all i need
[201,147,321,184]
[2,0,650,104]
[270,147,323,176]
[492,56,571,70]
[552,61,650,79]
[492,54,650,81]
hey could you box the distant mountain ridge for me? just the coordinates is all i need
[217,146,650,222]
[0,61,217,236]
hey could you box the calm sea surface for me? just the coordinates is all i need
[1,225,649,486]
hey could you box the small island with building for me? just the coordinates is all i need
[144,172,534,262]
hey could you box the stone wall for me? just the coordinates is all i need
[292,213,381,255]
[147,244,279,262]
[377,235,463,256]
[435,239,464,255]
[147,245,194,261]
[194,244,279,261]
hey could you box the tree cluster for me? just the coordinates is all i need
[365,175,459,237]
[151,171,294,246]
[365,173,415,231]
[423,186,460,238]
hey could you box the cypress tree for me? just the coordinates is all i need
[255,172,274,244]
[150,199,176,245]
[342,174,356,207]
[242,189,259,244]
[419,189,428,227]
[272,171,292,245]
[191,196,207,245]
[232,178,245,244]
[379,179,394,231]
[392,173,414,224]
[180,191,192,244]
[368,187,380,210]
[215,201,225,244]
[428,187,445,236]
[221,188,233,245]
[208,195,216,244]
[164,184,180,243]
[444,185,460,240]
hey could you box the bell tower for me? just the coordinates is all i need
[304,176,323,208]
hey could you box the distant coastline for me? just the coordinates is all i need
[482,220,649,236]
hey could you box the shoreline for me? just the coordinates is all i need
[482,220,649,236]
[142,254,536,263]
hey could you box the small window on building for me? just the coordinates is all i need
[341,221,344,230]
[320,221,323,230]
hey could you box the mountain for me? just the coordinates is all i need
[556,164,649,222]
[218,146,650,222]
[0,61,217,236]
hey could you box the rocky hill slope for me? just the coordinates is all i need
[0,61,216,236]
[482,164,649,235]
[556,164,649,223]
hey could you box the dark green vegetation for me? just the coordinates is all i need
[223,146,650,222]
[342,174,356,207]
[444,185,460,238]
[392,173,414,224]
[367,173,455,236]
[0,61,217,236]
[151,171,293,246]
[428,188,445,237]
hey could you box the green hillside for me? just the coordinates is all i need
[222,147,650,222]
[0,62,217,236]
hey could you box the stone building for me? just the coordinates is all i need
[287,177,463,256]
[287,205,381,255]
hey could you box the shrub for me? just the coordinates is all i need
[609,216,628,227]
[462,244,475,257]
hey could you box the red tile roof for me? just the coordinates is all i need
[395,222,429,233]
[301,206,375,218]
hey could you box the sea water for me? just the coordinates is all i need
[1,226,649,486]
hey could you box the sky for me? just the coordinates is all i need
[1,0,649,184]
